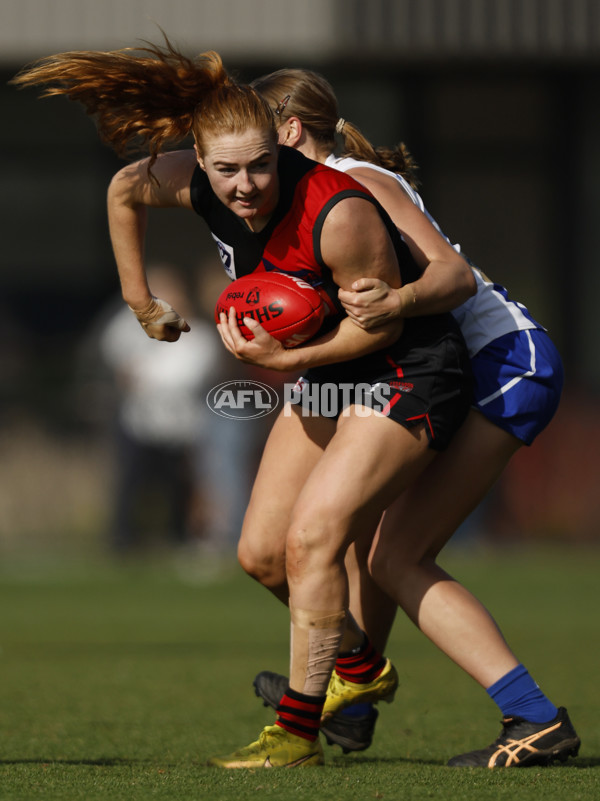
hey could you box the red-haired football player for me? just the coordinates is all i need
[10,39,503,770]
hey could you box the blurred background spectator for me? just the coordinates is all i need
[90,264,219,554]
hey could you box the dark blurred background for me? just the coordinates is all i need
[1,0,599,563]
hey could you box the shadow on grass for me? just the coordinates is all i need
[567,757,600,768]
[330,755,600,769]
[331,756,445,767]
[2,755,598,769]
[0,757,139,767]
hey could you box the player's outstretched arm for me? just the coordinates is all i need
[107,150,197,340]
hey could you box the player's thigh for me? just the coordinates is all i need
[239,404,336,564]
[371,410,522,569]
[288,408,436,566]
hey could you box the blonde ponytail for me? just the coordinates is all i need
[339,120,419,188]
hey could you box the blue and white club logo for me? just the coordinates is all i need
[211,233,236,279]
[206,380,280,420]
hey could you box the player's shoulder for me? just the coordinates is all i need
[322,194,384,246]
[156,149,198,186]
[305,164,376,216]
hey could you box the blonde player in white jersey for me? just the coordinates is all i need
[247,68,580,768]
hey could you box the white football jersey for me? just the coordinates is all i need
[326,154,542,357]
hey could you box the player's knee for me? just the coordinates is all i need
[285,517,343,584]
[368,545,397,596]
[369,546,443,604]
[237,535,286,588]
[368,543,416,593]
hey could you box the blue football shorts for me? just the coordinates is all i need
[470,328,564,445]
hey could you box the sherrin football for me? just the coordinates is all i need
[214,272,326,348]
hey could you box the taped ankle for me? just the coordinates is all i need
[289,603,346,696]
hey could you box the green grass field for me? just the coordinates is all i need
[0,545,598,800]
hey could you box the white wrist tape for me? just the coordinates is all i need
[129,296,188,334]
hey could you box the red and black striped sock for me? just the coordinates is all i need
[275,688,325,742]
[335,636,386,684]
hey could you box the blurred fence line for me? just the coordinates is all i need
[3,0,600,64]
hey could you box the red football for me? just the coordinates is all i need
[214,272,326,348]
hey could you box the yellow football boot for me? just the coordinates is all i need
[321,658,399,721]
[208,724,324,768]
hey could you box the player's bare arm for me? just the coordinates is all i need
[341,167,476,326]
[107,149,197,339]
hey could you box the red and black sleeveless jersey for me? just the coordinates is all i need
[191,147,471,448]
[189,146,419,321]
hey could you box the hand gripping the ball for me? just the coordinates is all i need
[217,308,293,372]
[128,296,191,341]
